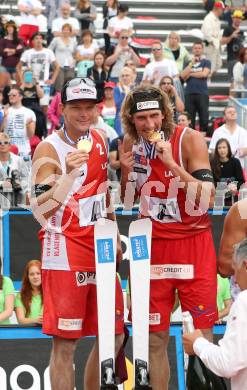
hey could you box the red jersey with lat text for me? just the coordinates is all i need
[133,126,211,239]
[38,130,108,272]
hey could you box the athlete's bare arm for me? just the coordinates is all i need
[31,139,89,224]
[218,199,247,277]
[155,129,215,209]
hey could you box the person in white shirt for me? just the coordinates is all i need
[142,41,179,86]
[183,200,247,390]
[107,4,134,47]
[32,0,48,35]
[209,105,247,167]
[201,1,225,77]
[0,86,36,157]
[52,2,80,38]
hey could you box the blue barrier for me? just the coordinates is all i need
[0,324,226,390]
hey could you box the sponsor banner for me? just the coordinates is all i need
[151,264,194,280]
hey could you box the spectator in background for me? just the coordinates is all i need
[114,66,134,135]
[75,29,98,77]
[0,133,29,206]
[201,1,225,78]
[209,106,247,167]
[44,0,65,44]
[177,111,192,127]
[142,41,179,86]
[125,59,139,83]
[0,20,23,82]
[224,0,247,25]
[0,67,12,106]
[87,51,109,101]
[163,31,191,73]
[159,75,184,121]
[52,2,80,38]
[103,0,119,55]
[109,134,124,181]
[181,41,211,135]
[15,260,43,325]
[32,1,48,38]
[47,91,63,133]
[0,256,15,325]
[75,0,97,34]
[49,23,77,92]
[17,0,39,47]
[107,4,134,48]
[222,10,244,82]
[210,138,245,205]
[233,47,247,92]
[98,81,116,127]
[91,107,118,145]
[0,86,36,158]
[106,29,140,83]
[17,32,60,114]
[216,274,232,323]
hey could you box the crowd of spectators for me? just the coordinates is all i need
[0,0,246,208]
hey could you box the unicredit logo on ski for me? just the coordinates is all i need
[97,238,114,263]
[131,235,149,260]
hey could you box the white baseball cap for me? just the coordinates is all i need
[61,78,99,104]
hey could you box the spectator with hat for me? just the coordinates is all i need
[201,1,225,77]
[222,9,245,82]
[98,81,116,127]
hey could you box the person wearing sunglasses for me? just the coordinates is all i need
[31,77,124,389]
[119,84,216,390]
[142,41,179,86]
[105,29,140,83]
[107,3,134,47]
[159,75,184,121]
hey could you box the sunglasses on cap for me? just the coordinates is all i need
[64,77,96,88]
[0,141,10,145]
[152,48,161,51]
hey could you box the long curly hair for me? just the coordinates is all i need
[120,84,175,141]
[210,138,232,182]
[20,260,43,317]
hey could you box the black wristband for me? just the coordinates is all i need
[191,169,214,183]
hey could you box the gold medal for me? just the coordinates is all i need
[148,131,161,142]
[77,139,92,153]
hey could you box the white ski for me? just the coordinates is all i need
[129,218,152,389]
[95,218,118,389]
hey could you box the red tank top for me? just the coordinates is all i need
[132,126,211,239]
[39,130,108,272]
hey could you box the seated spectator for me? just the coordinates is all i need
[47,91,63,133]
[75,29,99,77]
[0,133,30,206]
[233,47,247,92]
[210,138,245,205]
[15,260,43,325]
[159,75,184,121]
[20,69,47,139]
[75,0,97,34]
[87,51,108,101]
[209,106,247,167]
[114,66,134,135]
[49,23,77,92]
[109,134,124,181]
[163,31,190,73]
[222,10,244,83]
[52,2,80,38]
[17,0,39,47]
[105,29,140,83]
[142,41,179,86]
[32,1,48,37]
[0,20,23,82]
[0,86,36,158]
[0,256,15,325]
[98,81,116,127]
[216,273,232,324]
[177,111,192,127]
[103,0,119,55]
[107,4,134,48]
